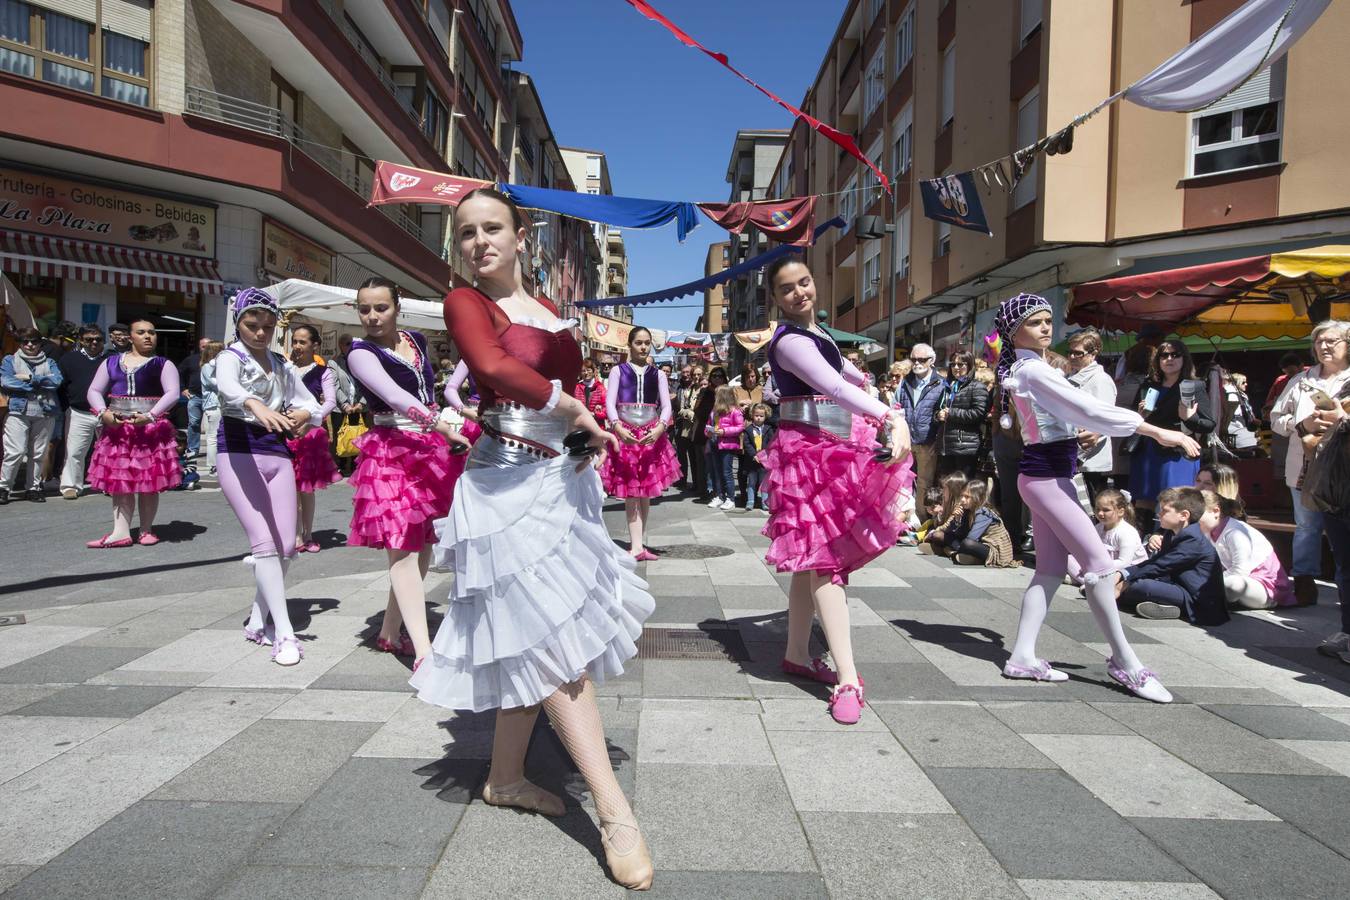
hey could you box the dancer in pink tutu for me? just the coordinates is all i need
[600,326,680,560]
[286,324,341,553]
[346,277,468,666]
[85,318,181,548]
[760,257,915,725]
[217,288,314,665]
[997,293,1199,702]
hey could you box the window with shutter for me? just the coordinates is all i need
[892,102,913,177]
[1013,89,1039,210]
[1020,0,1042,45]
[895,3,915,76]
[0,0,151,105]
[939,44,955,128]
[1188,61,1284,177]
[894,208,911,279]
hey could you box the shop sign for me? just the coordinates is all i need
[0,165,215,258]
[263,220,332,284]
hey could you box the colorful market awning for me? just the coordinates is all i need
[1068,245,1350,339]
[0,231,225,294]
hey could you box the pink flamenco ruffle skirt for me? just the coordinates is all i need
[87,419,180,495]
[287,426,342,493]
[599,420,682,498]
[445,419,482,497]
[760,422,915,585]
[347,426,454,551]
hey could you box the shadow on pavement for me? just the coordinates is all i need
[0,554,246,596]
[150,519,209,543]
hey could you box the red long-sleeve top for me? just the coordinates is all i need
[442,287,582,410]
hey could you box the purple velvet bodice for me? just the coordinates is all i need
[767,323,841,397]
[105,354,168,397]
[350,331,433,413]
[300,365,325,398]
[616,363,661,404]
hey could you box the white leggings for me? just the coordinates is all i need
[1224,573,1273,610]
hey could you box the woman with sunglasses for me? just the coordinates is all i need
[0,328,64,504]
[1129,340,1215,532]
[936,351,989,478]
[84,318,180,545]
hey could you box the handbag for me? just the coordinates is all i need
[334,413,367,458]
[1302,419,1350,514]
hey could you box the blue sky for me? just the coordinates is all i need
[511,0,846,333]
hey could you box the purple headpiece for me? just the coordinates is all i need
[231,287,280,324]
[994,292,1053,428]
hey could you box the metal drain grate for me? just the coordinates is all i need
[649,544,735,560]
[0,615,25,628]
[637,625,749,661]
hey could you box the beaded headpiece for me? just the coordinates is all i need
[994,292,1053,428]
[231,287,280,324]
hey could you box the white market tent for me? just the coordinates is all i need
[258,279,446,331]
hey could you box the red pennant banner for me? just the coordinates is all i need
[697,196,818,247]
[368,161,491,207]
[624,0,890,194]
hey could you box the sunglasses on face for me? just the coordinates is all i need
[911,357,933,364]
[1157,352,1182,360]
[1068,350,1089,358]
[20,339,41,345]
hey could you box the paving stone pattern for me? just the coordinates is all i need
[2,488,1350,897]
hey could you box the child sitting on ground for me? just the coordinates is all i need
[1114,486,1229,625]
[1069,489,1146,582]
[740,402,775,511]
[922,471,968,556]
[1198,489,1294,609]
[945,479,1018,567]
[915,486,946,548]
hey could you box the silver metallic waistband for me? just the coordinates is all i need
[618,403,659,427]
[778,396,853,439]
[469,404,568,469]
[108,396,157,415]
[372,412,425,431]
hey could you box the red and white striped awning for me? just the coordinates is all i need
[0,231,224,294]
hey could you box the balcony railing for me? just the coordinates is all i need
[315,0,421,122]
[185,85,425,245]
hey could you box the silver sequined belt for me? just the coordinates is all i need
[469,404,568,469]
[373,411,429,431]
[617,403,659,427]
[108,396,157,415]
[778,395,853,439]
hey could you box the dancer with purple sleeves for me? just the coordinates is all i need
[286,324,341,553]
[85,318,180,548]
[215,289,311,666]
[995,293,1200,701]
[345,277,468,669]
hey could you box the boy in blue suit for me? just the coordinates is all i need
[1114,486,1229,626]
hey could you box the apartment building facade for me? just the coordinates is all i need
[701,240,730,334]
[721,129,788,362]
[561,145,630,322]
[771,0,1350,364]
[506,70,600,321]
[0,0,522,353]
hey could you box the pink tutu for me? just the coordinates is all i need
[287,426,341,493]
[445,419,483,496]
[87,420,180,495]
[348,426,454,551]
[760,422,915,585]
[600,420,681,498]
[1252,550,1296,607]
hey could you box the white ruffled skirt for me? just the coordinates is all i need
[410,455,654,712]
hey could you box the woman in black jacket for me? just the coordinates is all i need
[1129,340,1215,527]
[937,352,990,478]
[692,366,728,501]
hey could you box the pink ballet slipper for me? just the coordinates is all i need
[271,635,303,666]
[781,656,838,685]
[633,549,660,562]
[243,625,273,647]
[87,534,133,549]
[1107,657,1172,703]
[300,541,320,554]
[137,532,159,546]
[828,683,864,725]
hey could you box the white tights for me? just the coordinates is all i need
[245,556,294,640]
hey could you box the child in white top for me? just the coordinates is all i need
[1198,490,1294,609]
[1069,489,1146,581]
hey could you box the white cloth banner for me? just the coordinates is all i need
[1123,0,1330,112]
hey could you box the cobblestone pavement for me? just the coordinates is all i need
[2,485,1350,898]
